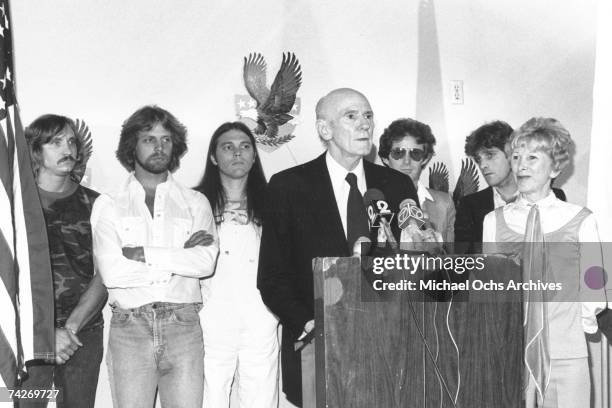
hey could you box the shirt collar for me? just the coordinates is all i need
[493,186,519,205]
[125,171,174,195]
[515,190,558,209]
[325,151,365,186]
[417,182,434,206]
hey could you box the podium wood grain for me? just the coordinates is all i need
[312,255,522,408]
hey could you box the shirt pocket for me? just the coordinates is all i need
[173,218,193,247]
[119,216,146,246]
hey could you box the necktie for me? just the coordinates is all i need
[345,173,370,252]
[522,204,551,407]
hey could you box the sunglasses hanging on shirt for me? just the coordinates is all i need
[389,147,427,162]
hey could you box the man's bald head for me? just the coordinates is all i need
[315,88,370,121]
[315,88,374,169]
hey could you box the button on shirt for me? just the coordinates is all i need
[91,173,219,309]
[325,152,367,238]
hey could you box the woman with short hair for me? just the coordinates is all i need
[483,117,606,408]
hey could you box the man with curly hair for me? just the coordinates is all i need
[91,105,218,408]
[378,118,455,246]
[455,120,565,253]
[19,114,107,408]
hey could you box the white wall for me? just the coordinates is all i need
[12,0,597,204]
[10,1,600,406]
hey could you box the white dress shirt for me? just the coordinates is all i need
[483,191,606,335]
[483,192,601,244]
[325,152,366,238]
[492,186,519,209]
[91,173,219,309]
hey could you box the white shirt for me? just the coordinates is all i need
[325,152,366,238]
[91,173,219,309]
[482,192,601,243]
[417,181,434,208]
[492,186,519,209]
[482,191,605,333]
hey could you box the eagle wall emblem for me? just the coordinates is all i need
[235,52,302,152]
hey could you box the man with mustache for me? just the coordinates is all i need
[20,115,107,408]
[91,106,218,408]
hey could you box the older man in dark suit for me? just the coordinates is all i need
[257,88,418,407]
[455,120,566,253]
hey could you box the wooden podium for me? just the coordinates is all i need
[310,255,523,408]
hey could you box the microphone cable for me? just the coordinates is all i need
[403,284,458,408]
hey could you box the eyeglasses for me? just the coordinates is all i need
[389,147,427,162]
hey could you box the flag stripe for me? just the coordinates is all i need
[0,327,17,387]
[0,129,13,200]
[0,269,17,355]
[0,123,18,387]
[0,166,15,259]
[1,0,55,385]
[12,108,54,361]
[0,235,16,307]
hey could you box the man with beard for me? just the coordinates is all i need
[19,115,107,408]
[91,106,218,408]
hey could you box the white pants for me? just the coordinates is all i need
[200,221,279,408]
[202,300,279,408]
[525,357,590,408]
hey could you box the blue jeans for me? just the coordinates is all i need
[17,325,104,408]
[107,302,204,408]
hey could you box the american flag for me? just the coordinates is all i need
[0,0,54,389]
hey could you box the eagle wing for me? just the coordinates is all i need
[261,52,302,122]
[452,158,480,206]
[428,161,450,193]
[243,53,270,106]
[71,118,93,183]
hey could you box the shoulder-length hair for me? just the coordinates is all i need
[25,114,80,178]
[116,105,187,172]
[194,121,267,225]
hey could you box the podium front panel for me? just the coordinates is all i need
[312,255,522,408]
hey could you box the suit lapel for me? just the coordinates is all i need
[483,186,495,215]
[308,154,349,255]
[423,196,435,219]
[364,160,387,191]
[423,193,444,232]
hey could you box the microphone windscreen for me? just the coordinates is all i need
[399,198,414,209]
[397,197,425,229]
[363,188,385,206]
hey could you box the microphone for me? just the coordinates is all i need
[362,189,397,249]
[397,198,425,230]
[398,199,444,252]
[363,189,394,229]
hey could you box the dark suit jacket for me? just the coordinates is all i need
[257,153,418,406]
[454,186,566,253]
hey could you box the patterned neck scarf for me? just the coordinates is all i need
[522,204,551,407]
